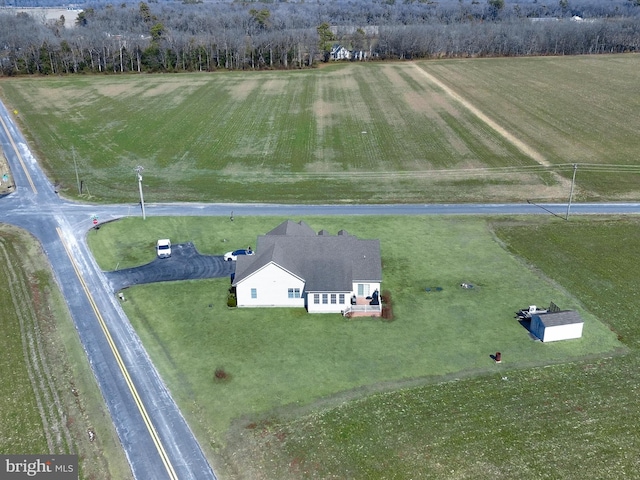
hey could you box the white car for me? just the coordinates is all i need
[156,239,171,258]
[223,249,254,261]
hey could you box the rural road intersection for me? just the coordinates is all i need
[1,98,639,479]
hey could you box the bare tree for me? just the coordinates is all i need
[2,0,640,76]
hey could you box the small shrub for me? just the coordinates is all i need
[214,367,231,382]
[227,293,237,308]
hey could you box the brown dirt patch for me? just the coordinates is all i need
[381,64,447,118]
[229,78,261,102]
[140,78,209,106]
[260,78,286,95]
[98,82,137,99]
[30,86,86,112]
[313,96,333,148]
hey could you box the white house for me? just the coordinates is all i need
[530,311,584,342]
[330,44,352,60]
[232,220,382,315]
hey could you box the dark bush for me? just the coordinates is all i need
[214,367,231,382]
[381,290,394,321]
[227,293,237,308]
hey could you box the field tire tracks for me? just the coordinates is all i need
[0,238,74,454]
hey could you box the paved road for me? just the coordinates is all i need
[1,97,639,480]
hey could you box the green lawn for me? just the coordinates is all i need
[2,55,639,204]
[227,216,640,479]
[88,215,622,477]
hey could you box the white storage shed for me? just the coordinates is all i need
[530,311,584,342]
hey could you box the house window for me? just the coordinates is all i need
[331,294,337,304]
[358,284,370,296]
[251,288,257,299]
[322,294,328,304]
[314,294,320,304]
[288,288,301,299]
[339,294,345,304]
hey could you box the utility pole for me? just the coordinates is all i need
[566,163,578,220]
[135,166,146,220]
[73,146,81,195]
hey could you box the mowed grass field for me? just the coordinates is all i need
[229,216,640,480]
[0,225,131,479]
[88,215,626,478]
[1,54,639,204]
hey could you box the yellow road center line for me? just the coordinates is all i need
[0,112,38,194]
[56,227,178,480]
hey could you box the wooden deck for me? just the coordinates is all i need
[343,296,382,317]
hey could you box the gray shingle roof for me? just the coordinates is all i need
[266,219,316,237]
[233,220,381,290]
[534,310,584,327]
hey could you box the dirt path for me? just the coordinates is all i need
[412,63,552,168]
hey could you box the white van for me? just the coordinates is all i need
[156,239,171,258]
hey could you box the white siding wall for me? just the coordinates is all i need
[332,47,351,60]
[307,291,350,314]
[543,323,584,342]
[236,263,305,308]
[235,268,382,314]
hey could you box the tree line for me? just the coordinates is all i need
[1,0,639,76]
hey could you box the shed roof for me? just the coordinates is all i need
[533,310,584,328]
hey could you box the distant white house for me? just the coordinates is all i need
[232,220,382,315]
[330,44,369,61]
[330,45,352,60]
[530,311,584,342]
